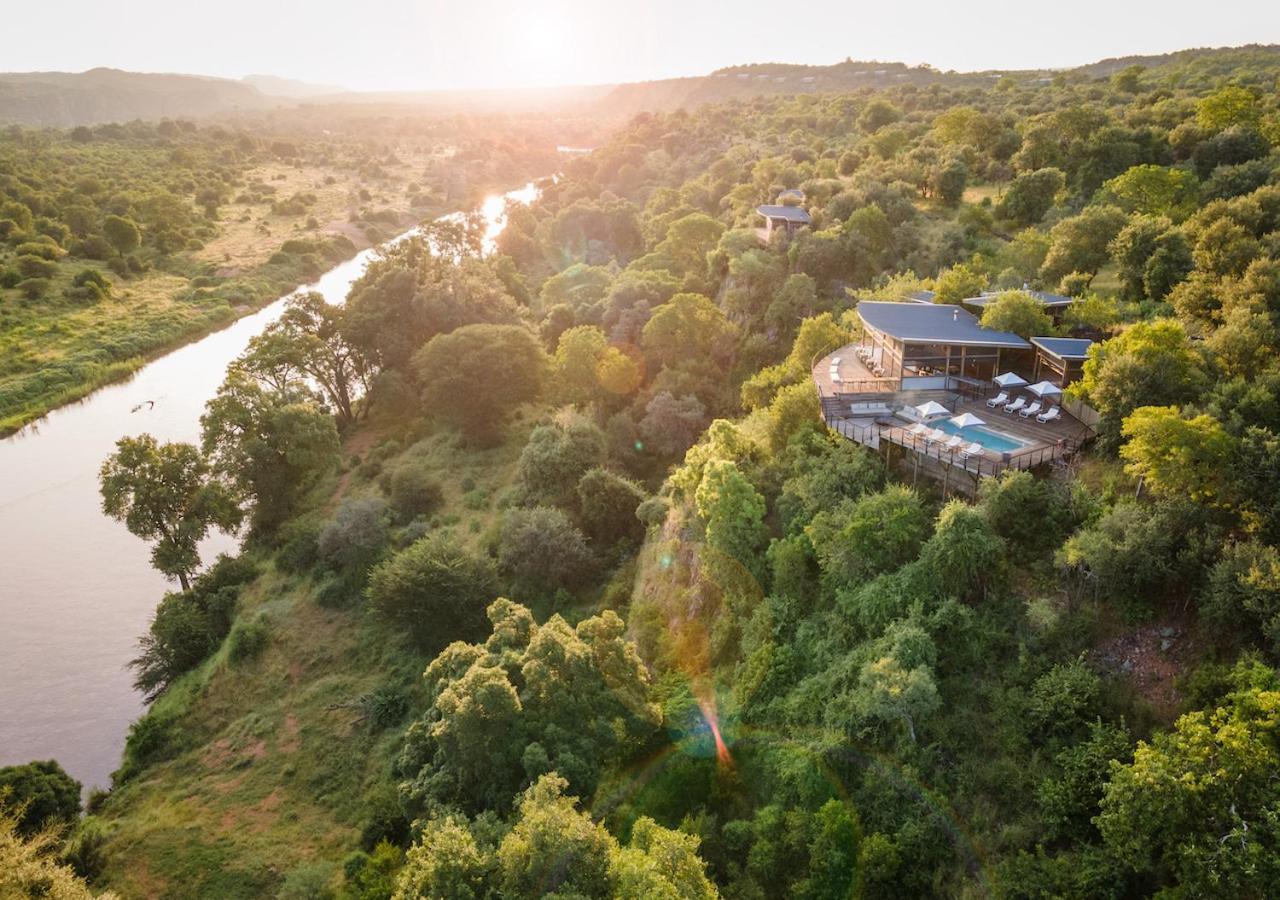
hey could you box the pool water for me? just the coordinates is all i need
[934,420,1029,454]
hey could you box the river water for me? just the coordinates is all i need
[0,182,538,792]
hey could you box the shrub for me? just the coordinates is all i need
[388,464,444,522]
[366,534,499,650]
[576,467,647,547]
[317,496,390,573]
[498,507,596,597]
[275,519,322,574]
[226,615,271,663]
[17,278,50,299]
[15,254,58,280]
[0,760,80,836]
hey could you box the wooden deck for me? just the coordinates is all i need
[814,346,899,395]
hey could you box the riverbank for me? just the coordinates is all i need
[0,181,543,799]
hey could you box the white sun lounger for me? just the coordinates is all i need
[960,442,984,459]
[986,391,1009,409]
[1003,397,1027,414]
[908,423,931,437]
[1018,401,1043,418]
[943,435,965,451]
[925,428,948,443]
[1036,406,1062,424]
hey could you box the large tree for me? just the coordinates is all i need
[100,435,241,590]
[414,324,547,444]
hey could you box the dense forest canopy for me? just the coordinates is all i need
[6,42,1280,899]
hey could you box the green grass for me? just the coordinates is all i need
[92,414,537,898]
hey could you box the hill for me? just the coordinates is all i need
[0,68,272,126]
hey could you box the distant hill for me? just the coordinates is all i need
[242,74,344,98]
[0,68,271,126]
[3,45,1277,128]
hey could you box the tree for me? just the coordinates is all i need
[1097,685,1280,896]
[639,392,708,459]
[498,774,617,898]
[1197,85,1263,133]
[394,816,490,899]
[366,534,499,651]
[654,212,725,279]
[933,263,986,304]
[930,158,967,207]
[102,214,140,256]
[200,375,339,533]
[576,468,647,547]
[641,293,736,370]
[1099,165,1199,220]
[695,460,768,573]
[857,622,940,744]
[1074,319,1206,447]
[414,324,547,444]
[1202,540,1280,654]
[979,291,1054,339]
[997,168,1065,227]
[237,291,378,427]
[518,416,607,507]
[805,486,929,589]
[1126,409,1233,506]
[400,600,658,813]
[498,506,596,596]
[0,761,80,837]
[100,435,241,590]
[765,381,821,453]
[552,325,609,406]
[1041,205,1128,282]
[0,807,111,900]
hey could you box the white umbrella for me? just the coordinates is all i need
[993,371,1028,388]
[1027,380,1064,398]
[949,412,986,429]
[915,400,949,419]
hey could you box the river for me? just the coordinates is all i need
[0,182,539,792]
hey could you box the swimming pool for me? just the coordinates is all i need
[933,420,1030,454]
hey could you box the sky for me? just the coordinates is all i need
[6,0,1279,92]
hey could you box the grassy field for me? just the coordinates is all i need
[91,415,536,898]
[0,151,435,437]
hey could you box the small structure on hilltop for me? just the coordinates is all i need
[777,188,806,205]
[962,289,1077,323]
[1030,337,1094,387]
[756,204,811,239]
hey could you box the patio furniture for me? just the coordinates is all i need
[985,391,1009,409]
[1018,401,1043,418]
[943,435,965,452]
[907,423,931,437]
[925,428,948,444]
[960,442,984,459]
[1036,406,1062,424]
[1003,397,1027,415]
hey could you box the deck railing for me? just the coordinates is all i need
[816,379,1092,479]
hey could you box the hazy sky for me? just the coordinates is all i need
[7,0,1278,91]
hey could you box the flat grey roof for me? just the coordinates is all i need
[1031,337,1094,360]
[756,205,811,223]
[857,301,1031,349]
[964,290,1076,308]
[905,290,936,304]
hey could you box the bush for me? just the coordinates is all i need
[388,464,444,522]
[366,534,499,650]
[317,496,390,573]
[518,417,607,507]
[275,519,322,574]
[15,254,58,280]
[498,506,596,597]
[576,468,647,547]
[17,277,50,299]
[226,615,271,663]
[0,760,80,836]
[116,709,182,782]
[276,861,336,900]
